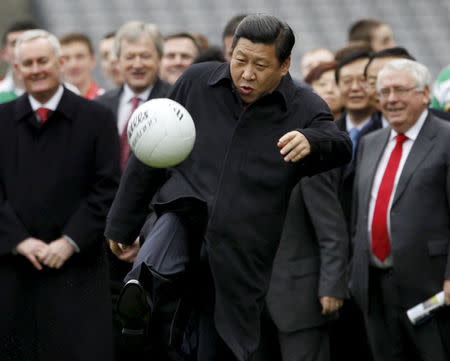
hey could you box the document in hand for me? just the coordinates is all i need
[407,291,445,325]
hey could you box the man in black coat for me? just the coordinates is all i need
[0,30,120,360]
[107,14,352,361]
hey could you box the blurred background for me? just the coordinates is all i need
[1,0,449,87]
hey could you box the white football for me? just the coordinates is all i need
[127,98,196,168]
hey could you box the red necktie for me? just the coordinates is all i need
[36,107,50,123]
[371,133,408,261]
[120,96,140,170]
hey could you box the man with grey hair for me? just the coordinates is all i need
[0,29,120,360]
[351,58,450,361]
[97,21,171,171]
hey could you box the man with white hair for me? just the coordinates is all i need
[0,29,120,361]
[351,58,450,361]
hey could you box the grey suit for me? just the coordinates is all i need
[266,170,349,361]
[350,114,450,361]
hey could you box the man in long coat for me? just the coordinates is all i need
[107,15,352,361]
[0,29,120,360]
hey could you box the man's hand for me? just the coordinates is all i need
[16,237,49,270]
[277,131,311,162]
[108,238,140,263]
[444,280,450,305]
[320,296,344,315]
[38,237,75,269]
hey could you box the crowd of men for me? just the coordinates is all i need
[0,13,449,361]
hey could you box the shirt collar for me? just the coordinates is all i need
[122,83,152,103]
[28,85,64,111]
[388,109,428,141]
[207,62,291,110]
[345,113,372,132]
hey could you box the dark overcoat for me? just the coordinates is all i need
[106,62,351,360]
[0,88,120,361]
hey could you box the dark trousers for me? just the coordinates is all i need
[365,267,449,361]
[127,210,278,360]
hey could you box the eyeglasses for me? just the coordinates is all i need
[377,86,419,99]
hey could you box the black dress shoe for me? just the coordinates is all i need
[116,279,151,336]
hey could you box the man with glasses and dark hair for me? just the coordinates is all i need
[107,13,351,361]
[351,58,450,361]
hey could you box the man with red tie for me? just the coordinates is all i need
[351,58,450,361]
[96,21,171,171]
[0,29,120,360]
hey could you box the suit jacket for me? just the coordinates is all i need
[0,88,120,360]
[335,111,382,226]
[95,77,171,118]
[266,170,349,333]
[350,113,450,313]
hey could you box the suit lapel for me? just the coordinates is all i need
[392,115,437,206]
[360,128,391,210]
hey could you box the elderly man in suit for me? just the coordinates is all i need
[0,29,120,361]
[351,58,450,361]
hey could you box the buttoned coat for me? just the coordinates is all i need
[0,88,120,361]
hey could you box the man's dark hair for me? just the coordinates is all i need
[2,20,38,45]
[222,14,247,40]
[231,14,295,64]
[348,19,383,43]
[164,32,200,52]
[59,32,94,55]
[334,41,372,63]
[193,46,226,64]
[335,49,371,84]
[364,46,415,77]
[102,31,116,40]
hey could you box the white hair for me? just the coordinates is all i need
[114,21,163,58]
[14,29,62,61]
[376,58,431,91]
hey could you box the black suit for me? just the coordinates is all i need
[0,88,120,361]
[266,170,348,361]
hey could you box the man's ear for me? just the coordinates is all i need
[280,56,291,76]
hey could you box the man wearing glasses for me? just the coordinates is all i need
[351,59,450,361]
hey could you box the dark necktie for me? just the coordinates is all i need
[371,133,408,261]
[36,107,50,123]
[348,127,360,160]
[120,96,140,170]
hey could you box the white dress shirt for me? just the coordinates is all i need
[345,114,372,133]
[117,84,152,134]
[367,109,428,267]
[28,85,64,113]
